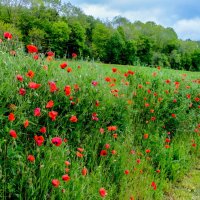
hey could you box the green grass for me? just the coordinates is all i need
[0,40,200,200]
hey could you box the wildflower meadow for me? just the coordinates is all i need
[0,33,200,200]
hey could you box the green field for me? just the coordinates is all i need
[0,42,200,200]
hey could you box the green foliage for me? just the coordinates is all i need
[0,1,200,70]
[0,38,200,199]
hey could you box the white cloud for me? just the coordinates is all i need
[173,18,200,40]
[81,3,164,24]
[81,4,120,20]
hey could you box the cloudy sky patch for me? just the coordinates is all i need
[65,0,200,40]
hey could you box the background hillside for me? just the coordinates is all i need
[0,0,200,71]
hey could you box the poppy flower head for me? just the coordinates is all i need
[99,188,107,198]
[48,111,58,121]
[19,88,26,96]
[72,53,77,58]
[62,174,70,181]
[28,82,41,89]
[92,80,98,86]
[24,119,29,128]
[27,45,38,53]
[82,167,88,176]
[52,179,60,187]
[46,100,54,108]
[48,81,58,93]
[112,68,117,73]
[4,32,12,39]
[47,51,54,57]
[107,126,117,131]
[34,135,44,146]
[64,85,71,96]
[151,182,157,190]
[100,150,107,156]
[34,108,41,117]
[9,130,17,138]
[26,70,35,78]
[51,137,62,146]
[16,75,23,82]
[70,115,78,123]
[40,127,46,134]
[60,62,67,69]
[27,155,35,162]
[8,113,15,121]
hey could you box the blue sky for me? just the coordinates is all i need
[64,0,200,40]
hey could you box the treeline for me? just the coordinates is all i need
[0,0,200,71]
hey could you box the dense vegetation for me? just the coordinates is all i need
[0,0,200,71]
[0,33,200,199]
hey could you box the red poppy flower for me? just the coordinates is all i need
[99,128,104,134]
[27,45,38,53]
[144,134,149,139]
[124,170,129,175]
[151,182,157,190]
[52,179,60,187]
[34,108,41,117]
[67,67,72,73]
[92,80,98,86]
[76,151,83,158]
[145,149,151,153]
[92,112,99,121]
[99,188,107,198]
[100,150,107,156]
[48,111,58,121]
[64,85,71,96]
[112,68,117,72]
[33,54,39,60]
[62,174,70,181]
[48,81,58,93]
[77,147,84,152]
[105,77,111,82]
[19,88,26,96]
[72,53,77,58]
[60,62,67,69]
[82,167,88,176]
[107,126,117,131]
[51,137,62,146]
[156,169,161,173]
[70,115,78,123]
[95,100,100,106]
[47,51,54,56]
[28,82,41,89]
[165,138,170,143]
[9,130,17,138]
[171,113,176,118]
[4,32,12,39]
[27,155,35,162]
[40,127,46,134]
[16,75,23,82]
[24,119,29,128]
[111,150,117,155]
[34,135,44,146]
[8,113,15,121]
[46,100,54,108]
[105,144,110,149]
[65,161,71,166]
[26,70,35,78]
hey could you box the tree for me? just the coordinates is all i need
[92,23,112,61]
[106,31,125,64]
[67,21,86,58]
[50,21,71,57]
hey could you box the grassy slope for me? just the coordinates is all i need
[0,49,200,200]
